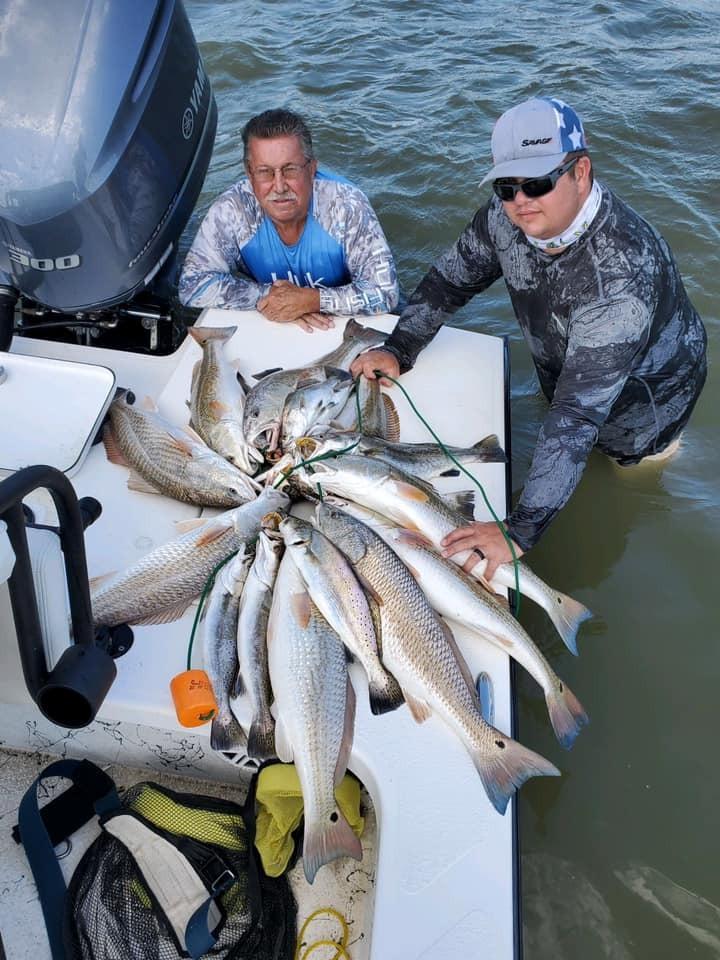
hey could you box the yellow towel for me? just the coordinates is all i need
[254,764,364,877]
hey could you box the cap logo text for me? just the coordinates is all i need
[521,137,552,146]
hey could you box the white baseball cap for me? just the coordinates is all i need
[479,96,587,186]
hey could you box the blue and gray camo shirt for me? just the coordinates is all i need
[384,184,707,550]
[178,170,399,317]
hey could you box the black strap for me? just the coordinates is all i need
[16,759,120,960]
[13,759,117,846]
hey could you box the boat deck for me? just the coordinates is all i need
[0,310,516,960]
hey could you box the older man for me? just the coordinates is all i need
[352,96,707,577]
[179,108,399,332]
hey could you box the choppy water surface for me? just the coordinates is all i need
[185,2,719,956]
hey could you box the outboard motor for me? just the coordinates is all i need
[0,0,216,352]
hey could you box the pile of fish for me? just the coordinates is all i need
[92,319,592,883]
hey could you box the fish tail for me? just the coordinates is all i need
[546,681,589,750]
[473,434,506,463]
[548,593,593,656]
[343,317,363,341]
[210,709,247,752]
[473,735,560,815]
[246,714,276,761]
[368,671,405,716]
[302,807,363,884]
[188,325,237,345]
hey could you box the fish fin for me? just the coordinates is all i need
[290,589,312,629]
[141,395,158,412]
[182,424,206,445]
[274,714,293,763]
[381,393,401,442]
[334,675,356,788]
[129,598,196,625]
[474,434,507,463]
[404,691,433,723]
[194,524,233,548]
[444,490,476,520]
[473,734,560,816]
[188,325,237,345]
[246,714,277,761]
[302,807,362,885]
[546,681,589,750]
[438,616,478,700]
[391,480,430,502]
[210,710,247,752]
[354,569,384,608]
[252,366,283,380]
[548,592,593,656]
[322,364,353,382]
[126,471,163,496]
[232,365,251,393]
[439,467,461,478]
[342,317,362,341]
[89,571,117,590]
[232,668,245,699]
[368,668,404,716]
[209,398,231,417]
[166,431,193,457]
[365,594,384,660]
[295,376,319,390]
[102,424,129,467]
[174,517,209,534]
[395,528,434,549]
[476,672,495,726]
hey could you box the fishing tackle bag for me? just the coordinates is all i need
[15,758,296,960]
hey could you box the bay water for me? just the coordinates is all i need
[184,2,720,956]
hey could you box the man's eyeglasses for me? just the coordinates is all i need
[492,157,579,202]
[249,159,312,184]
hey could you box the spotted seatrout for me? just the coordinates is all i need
[297,430,506,480]
[278,514,403,715]
[315,502,560,815]
[201,543,254,752]
[235,524,284,760]
[279,367,355,452]
[243,318,386,452]
[267,553,362,883]
[332,377,401,441]
[91,486,289,627]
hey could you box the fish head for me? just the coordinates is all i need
[314,502,370,564]
[202,457,262,501]
[255,527,285,579]
[278,514,313,550]
[293,431,359,465]
[280,370,355,451]
[243,395,281,453]
[297,454,383,502]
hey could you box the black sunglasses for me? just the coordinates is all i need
[492,157,579,202]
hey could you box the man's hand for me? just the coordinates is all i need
[292,312,335,333]
[350,348,400,386]
[441,520,523,583]
[257,280,322,324]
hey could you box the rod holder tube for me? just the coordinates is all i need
[0,465,116,727]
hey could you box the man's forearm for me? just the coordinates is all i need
[178,267,268,309]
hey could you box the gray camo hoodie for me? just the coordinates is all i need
[383,184,707,550]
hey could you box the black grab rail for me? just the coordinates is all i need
[0,465,116,728]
